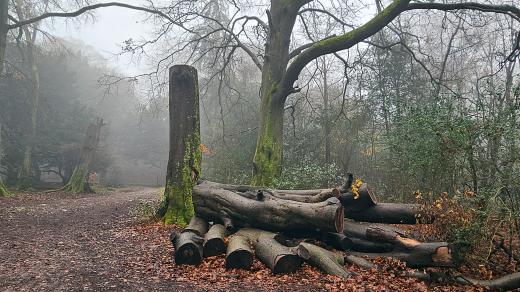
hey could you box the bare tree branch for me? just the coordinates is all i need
[7,2,188,30]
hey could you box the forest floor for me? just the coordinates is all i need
[0,187,515,291]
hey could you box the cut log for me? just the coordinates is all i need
[346,203,431,224]
[225,234,253,270]
[273,188,341,203]
[193,182,344,233]
[346,253,520,290]
[343,220,408,239]
[254,232,309,274]
[184,216,209,237]
[198,180,340,203]
[299,242,353,279]
[363,226,458,267]
[344,253,374,269]
[364,226,421,250]
[203,224,227,257]
[321,232,354,251]
[349,242,456,268]
[170,230,203,265]
[339,183,378,212]
[349,237,394,253]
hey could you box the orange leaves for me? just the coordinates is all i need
[351,178,364,199]
[199,143,211,155]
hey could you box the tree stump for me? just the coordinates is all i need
[64,118,104,193]
[157,65,201,226]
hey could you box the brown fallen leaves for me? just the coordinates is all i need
[123,222,497,291]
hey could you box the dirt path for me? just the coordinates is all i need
[0,187,192,291]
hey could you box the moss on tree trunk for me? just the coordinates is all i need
[251,89,284,187]
[0,179,9,197]
[64,119,103,193]
[250,2,299,187]
[64,164,91,193]
[156,65,201,226]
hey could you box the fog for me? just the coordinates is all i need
[2,0,520,200]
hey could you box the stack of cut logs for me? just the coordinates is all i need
[170,178,459,278]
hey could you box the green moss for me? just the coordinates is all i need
[251,81,283,187]
[310,0,408,50]
[160,73,201,226]
[65,164,88,193]
[0,180,9,197]
[161,134,201,226]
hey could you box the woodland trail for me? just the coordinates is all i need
[0,187,195,291]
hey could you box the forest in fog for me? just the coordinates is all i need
[1,0,520,290]
[2,0,520,198]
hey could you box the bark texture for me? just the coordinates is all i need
[184,216,208,236]
[203,224,227,257]
[300,242,353,279]
[193,181,344,233]
[225,234,253,270]
[65,118,103,193]
[346,203,425,224]
[171,230,203,265]
[339,183,377,212]
[253,231,309,274]
[157,65,201,226]
[251,1,301,187]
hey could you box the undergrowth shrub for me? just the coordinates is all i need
[273,160,343,189]
[418,188,519,262]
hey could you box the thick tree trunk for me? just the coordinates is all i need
[193,181,344,233]
[65,118,103,193]
[251,2,300,187]
[156,65,201,226]
[203,224,227,257]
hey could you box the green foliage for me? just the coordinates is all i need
[385,103,473,197]
[129,199,160,223]
[0,180,9,197]
[273,159,343,189]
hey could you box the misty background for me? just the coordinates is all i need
[2,0,520,204]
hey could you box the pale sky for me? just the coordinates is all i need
[48,1,154,75]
